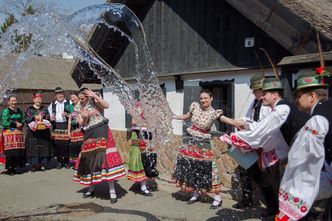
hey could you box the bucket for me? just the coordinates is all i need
[227,146,259,169]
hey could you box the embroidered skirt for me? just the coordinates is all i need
[69,126,84,161]
[73,123,126,185]
[127,130,158,182]
[52,122,69,158]
[172,135,221,193]
[2,129,26,169]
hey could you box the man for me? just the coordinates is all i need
[277,69,332,221]
[233,73,272,209]
[48,87,70,169]
[222,77,308,217]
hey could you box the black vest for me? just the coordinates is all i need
[312,99,332,164]
[252,99,263,122]
[276,100,310,146]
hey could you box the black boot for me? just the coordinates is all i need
[260,185,278,217]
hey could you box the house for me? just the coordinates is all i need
[0,55,101,111]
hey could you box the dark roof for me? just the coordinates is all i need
[0,55,102,90]
[225,0,332,54]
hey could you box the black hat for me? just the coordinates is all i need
[54,87,64,93]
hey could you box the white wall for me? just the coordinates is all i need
[159,76,184,135]
[102,68,275,134]
[103,88,126,130]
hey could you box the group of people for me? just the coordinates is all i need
[218,68,331,220]
[0,87,83,174]
[171,66,331,220]
[0,67,331,219]
[0,86,159,203]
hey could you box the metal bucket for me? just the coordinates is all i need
[227,146,259,169]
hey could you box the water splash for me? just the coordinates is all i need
[0,3,174,144]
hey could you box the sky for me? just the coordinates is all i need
[0,0,106,25]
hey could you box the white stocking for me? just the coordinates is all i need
[108,181,117,199]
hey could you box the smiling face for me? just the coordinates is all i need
[262,91,280,108]
[70,94,79,105]
[33,97,43,107]
[200,92,213,109]
[7,96,17,109]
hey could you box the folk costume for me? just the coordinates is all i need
[277,69,332,221]
[233,73,273,209]
[128,101,158,196]
[172,102,223,195]
[25,93,53,171]
[1,106,25,173]
[48,87,70,168]
[221,77,308,216]
[73,100,126,186]
[67,102,83,164]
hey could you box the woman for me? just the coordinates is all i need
[73,88,126,204]
[25,91,53,172]
[127,101,159,196]
[67,92,83,166]
[1,95,25,175]
[172,89,243,209]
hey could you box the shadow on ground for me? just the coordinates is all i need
[0,202,188,221]
[76,180,128,200]
[206,207,275,221]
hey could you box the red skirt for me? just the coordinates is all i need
[73,124,125,185]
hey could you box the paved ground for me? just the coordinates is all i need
[0,163,273,221]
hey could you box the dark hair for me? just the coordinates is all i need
[296,87,328,100]
[7,94,16,101]
[79,87,89,93]
[200,89,213,97]
[264,89,283,98]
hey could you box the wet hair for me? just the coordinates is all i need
[200,89,213,97]
[79,87,89,93]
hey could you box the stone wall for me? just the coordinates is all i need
[110,129,238,188]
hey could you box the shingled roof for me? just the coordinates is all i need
[0,55,101,90]
[225,0,332,55]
